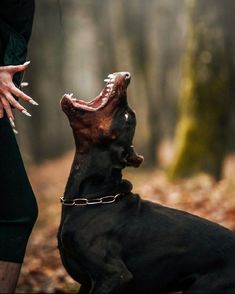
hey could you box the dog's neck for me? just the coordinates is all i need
[64,148,132,200]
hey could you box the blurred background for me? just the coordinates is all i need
[15,0,235,292]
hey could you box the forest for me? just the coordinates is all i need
[14,0,235,292]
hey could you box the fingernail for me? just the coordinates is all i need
[29,99,39,106]
[22,109,32,117]
[9,117,15,128]
[24,61,30,65]
[13,128,18,134]
[21,82,29,87]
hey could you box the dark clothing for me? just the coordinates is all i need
[0,0,35,85]
[0,117,38,263]
[0,0,34,42]
[0,0,38,263]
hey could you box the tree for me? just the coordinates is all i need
[168,0,235,180]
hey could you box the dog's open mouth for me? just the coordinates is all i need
[61,72,131,113]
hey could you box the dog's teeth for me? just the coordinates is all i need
[102,97,108,103]
[110,78,115,82]
[108,74,115,78]
[107,83,114,88]
[106,88,111,92]
[104,79,110,83]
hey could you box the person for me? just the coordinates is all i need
[0,1,38,292]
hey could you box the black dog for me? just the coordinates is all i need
[58,72,235,294]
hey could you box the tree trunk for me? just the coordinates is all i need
[168,0,234,180]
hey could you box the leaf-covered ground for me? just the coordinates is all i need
[16,151,235,293]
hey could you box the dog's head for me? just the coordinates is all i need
[61,72,143,169]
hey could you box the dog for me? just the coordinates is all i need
[58,72,235,294]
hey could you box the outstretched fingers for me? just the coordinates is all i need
[5,92,25,112]
[6,61,31,75]
[0,61,38,133]
[11,84,38,106]
[1,96,14,121]
[0,95,26,134]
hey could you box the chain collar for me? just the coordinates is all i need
[60,193,124,207]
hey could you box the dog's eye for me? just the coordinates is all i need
[124,112,129,121]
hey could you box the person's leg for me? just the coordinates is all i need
[0,115,38,291]
[0,261,21,293]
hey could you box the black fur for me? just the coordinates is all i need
[58,73,235,294]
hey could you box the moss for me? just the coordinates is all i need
[168,1,233,180]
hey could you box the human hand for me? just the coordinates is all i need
[0,61,38,133]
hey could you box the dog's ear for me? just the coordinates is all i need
[124,145,144,168]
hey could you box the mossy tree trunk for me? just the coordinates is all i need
[168,0,235,180]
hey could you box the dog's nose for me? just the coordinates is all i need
[119,72,131,80]
[124,72,131,80]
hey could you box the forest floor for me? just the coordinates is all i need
[16,150,235,293]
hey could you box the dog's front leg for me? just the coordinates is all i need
[89,261,133,294]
